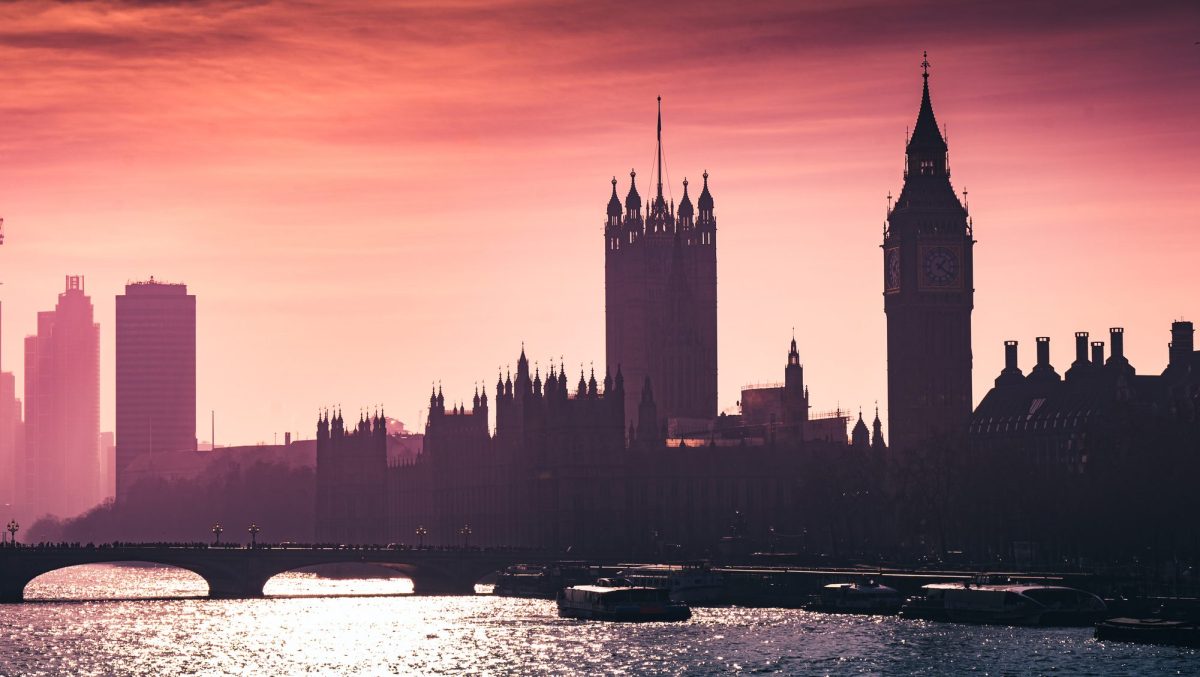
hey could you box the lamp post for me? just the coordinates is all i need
[212,522,223,546]
[6,520,18,545]
[248,524,260,548]
[415,525,427,548]
[458,524,472,549]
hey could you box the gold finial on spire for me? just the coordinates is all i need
[921,50,930,78]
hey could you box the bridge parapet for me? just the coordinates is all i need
[0,544,553,602]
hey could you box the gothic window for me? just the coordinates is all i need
[920,159,934,175]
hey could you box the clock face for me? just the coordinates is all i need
[922,246,959,286]
[885,248,900,291]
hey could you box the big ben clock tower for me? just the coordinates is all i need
[883,53,975,454]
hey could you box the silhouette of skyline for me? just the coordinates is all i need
[0,1,1196,445]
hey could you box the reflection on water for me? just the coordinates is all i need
[1,565,1195,675]
[24,563,416,600]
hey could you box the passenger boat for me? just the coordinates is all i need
[557,583,692,622]
[899,578,1106,626]
[806,581,903,615]
[620,561,726,604]
[493,561,595,599]
[1095,617,1200,647]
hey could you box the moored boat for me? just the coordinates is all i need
[493,561,596,599]
[807,581,902,615]
[1095,617,1200,647]
[620,561,726,604]
[899,578,1106,626]
[557,584,692,622]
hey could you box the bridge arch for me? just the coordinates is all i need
[24,561,210,600]
[262,562,415,596]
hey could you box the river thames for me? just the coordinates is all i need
[0,564,1193,675]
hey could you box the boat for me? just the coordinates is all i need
[620,561,726,604]
[557,583,692,622]
[493,561,596,599]
[1095,616,1200,647]
[899,577,1107,626]
[807,581,902,615]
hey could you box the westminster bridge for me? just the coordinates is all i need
[0,543,553,602]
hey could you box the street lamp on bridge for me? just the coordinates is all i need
[415,525,427,548]
[458,524,472,549]
[247,524,260,548]
[212,523,224,546]
[6,520,18,545]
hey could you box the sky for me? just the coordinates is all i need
[0,0,1197,445]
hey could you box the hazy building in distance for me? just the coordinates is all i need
[115,278,196,500]
[605,99,718,432]
[883,54,975,453]
[23,276,102,519]
[0,301,24,514]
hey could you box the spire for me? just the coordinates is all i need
[677,177,693,222]
[607,177,622,218]
[907,51,948,156]
[655,96,664,204]
[625,169,641,213]
[697,170,714,211]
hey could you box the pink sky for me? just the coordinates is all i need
[1,0,1197,444]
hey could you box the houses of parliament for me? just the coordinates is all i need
[317,59,1200,562]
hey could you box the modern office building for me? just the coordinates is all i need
[23,276,102,518]
[115,278,196,499]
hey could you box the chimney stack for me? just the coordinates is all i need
[1028,336,1061,383]
[1091,341,1105,366]
[1170,320,1194,369]
[995,340,1024,386]
[1109,328,1125,361]
[1073,332,1089,367]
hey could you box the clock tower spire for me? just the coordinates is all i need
[882,52,975,454]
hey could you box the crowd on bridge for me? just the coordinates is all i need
[1,540,547,553]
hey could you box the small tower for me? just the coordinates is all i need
[852,411,870,450]
[871,407,887,452]
[783,333,809,424]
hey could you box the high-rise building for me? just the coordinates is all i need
[23,276,102,518]
[0,302,23,513]
[604,99,718,432]
[115,278,196,499]
[882,54,975,453]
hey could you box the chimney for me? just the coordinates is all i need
[1170,320,1194,369]
[996,340,1024,387]
[1073,332,1089,367]
[1091,341,1105,366]
[1028,336,1061,383]
[1109,328,1125,361]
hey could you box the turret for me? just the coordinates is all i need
[625,169,642,221]
[851,411,870,449]
[1167,320,1194,376]
[696,170,715,232]
[871,408,886,451]
[677,177,694,230]
[606,177,622,228]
